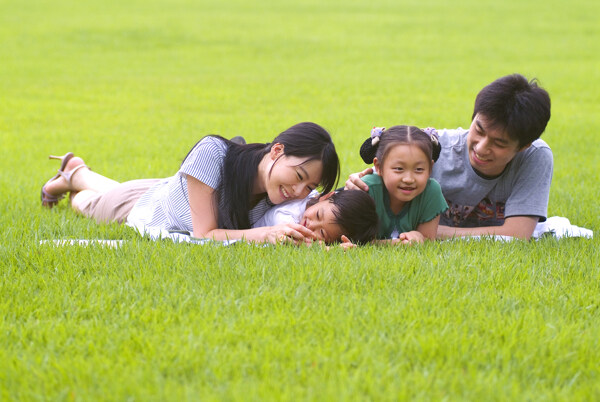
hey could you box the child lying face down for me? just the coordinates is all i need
[252,190,379,245]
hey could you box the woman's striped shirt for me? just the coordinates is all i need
[127,136,272,234]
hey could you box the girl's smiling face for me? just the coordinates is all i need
[374,144,431,214]
[300,199,343,243]
[263,144,323,205]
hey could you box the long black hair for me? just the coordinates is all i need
[186,122,340,230]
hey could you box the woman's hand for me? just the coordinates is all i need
[344,167,373,191]
[264,223,318,245]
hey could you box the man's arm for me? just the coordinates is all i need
[344,168,373,191]
[437,216,539,240]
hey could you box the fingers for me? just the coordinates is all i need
[275,232,304,246]
[339,235,357,250]
[276,233,292,244]
[344,173,370,191]
[344,167,374,191]
[272,223,317,245]
[287,223,317,240]
[396,231,425,245]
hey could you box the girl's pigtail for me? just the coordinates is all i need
[422,127,441,162]
[359,126,385,164]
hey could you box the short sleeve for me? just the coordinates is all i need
[416,178,449,225]
[179,136,228,189]
[504,145,553,220]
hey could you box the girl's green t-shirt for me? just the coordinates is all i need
[362,174,448,239]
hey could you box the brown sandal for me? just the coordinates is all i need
[41,153,87,208]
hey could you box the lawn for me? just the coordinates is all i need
[1,0,599,400]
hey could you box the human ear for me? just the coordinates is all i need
[270,143,285,160]
[373,157,381,172]
[320,191,335,201]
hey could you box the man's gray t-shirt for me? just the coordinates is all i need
[431,129,553,227]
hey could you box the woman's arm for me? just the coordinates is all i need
[187,175,317,243]
[186,174,220,238]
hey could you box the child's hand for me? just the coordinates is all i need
[323,235,356,251]
[396,231,424,245]
[339,235,357,250]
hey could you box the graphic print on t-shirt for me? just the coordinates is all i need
[443,197,505,226]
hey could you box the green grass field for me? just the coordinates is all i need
[1,0,599,400]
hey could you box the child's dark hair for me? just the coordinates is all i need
[359,125,441,166]
[184,122,340,229]
[328,190,378,244]
[473,74,551,148]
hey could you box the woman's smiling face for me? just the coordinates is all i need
[264,144,323,204]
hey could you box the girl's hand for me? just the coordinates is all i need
[265,223,317,245]
[344,168,373,191]
[396,231,425,245]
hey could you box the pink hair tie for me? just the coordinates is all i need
[422,127,439,145]
[370,126,386,146]
[422,127,441,162]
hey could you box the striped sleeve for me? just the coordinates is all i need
[179,136,228,189]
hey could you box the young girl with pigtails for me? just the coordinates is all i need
[358,125,448,244]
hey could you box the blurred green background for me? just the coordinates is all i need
[1,0,599,399]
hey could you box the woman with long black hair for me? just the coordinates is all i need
[41,122,340,244]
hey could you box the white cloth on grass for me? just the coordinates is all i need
[532,216,593,239]
[128,225,241,245]
[42,216,592,246]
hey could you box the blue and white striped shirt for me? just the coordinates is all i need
[127,136,271,234]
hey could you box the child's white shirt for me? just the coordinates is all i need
[252,190,320,227]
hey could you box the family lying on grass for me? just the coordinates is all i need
[41,73,552,247]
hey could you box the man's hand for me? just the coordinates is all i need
[344,167,373,191]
